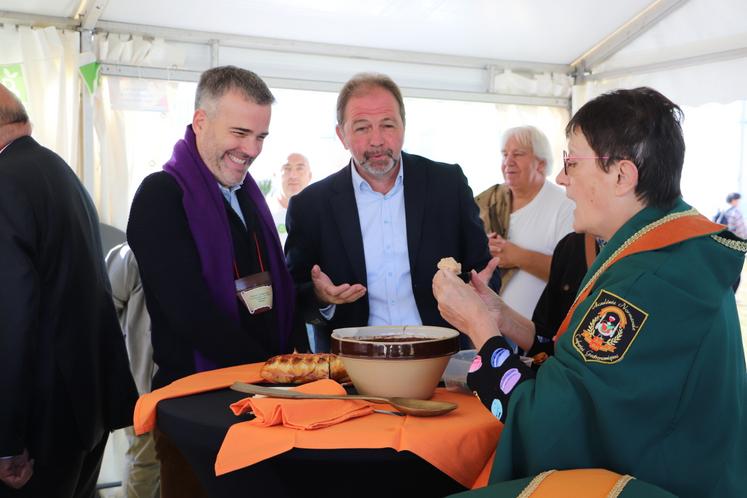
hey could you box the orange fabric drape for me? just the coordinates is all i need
[216,387,502,489]
[133,363,264,435]
[229,379,374,429]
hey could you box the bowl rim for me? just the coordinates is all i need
[330,325,460,360]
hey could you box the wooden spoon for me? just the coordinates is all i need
[230,382,457,417]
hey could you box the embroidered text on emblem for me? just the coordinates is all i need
[572,289,648,364]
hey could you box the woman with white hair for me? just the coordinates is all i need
[474,125,574,323]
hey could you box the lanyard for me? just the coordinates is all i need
[233,232,265,278]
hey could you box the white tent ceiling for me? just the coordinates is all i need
[2,0,655,64]
[1,0,746,106]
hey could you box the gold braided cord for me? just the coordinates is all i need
[574,209,700,306]
[517,470,555,498]
[711,234,747,252]
[607,475,635,498]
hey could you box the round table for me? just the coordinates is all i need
[157,388,468,497]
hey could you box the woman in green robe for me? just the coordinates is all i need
[433,87,746,498]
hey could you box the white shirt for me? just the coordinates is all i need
[501,179,575,319]
[266,194,288,247]
[351,160,422,326]
[218,183,245,227]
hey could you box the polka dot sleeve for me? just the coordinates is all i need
[466,335,536,422]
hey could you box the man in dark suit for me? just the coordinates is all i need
[286,73,498,349]
[0,83,138,497]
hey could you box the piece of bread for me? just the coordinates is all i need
[260,353,349,384]
[437,257,462,273]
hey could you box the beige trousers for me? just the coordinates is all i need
[122,426,160,498]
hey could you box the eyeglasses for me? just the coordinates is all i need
[562,150,610,175]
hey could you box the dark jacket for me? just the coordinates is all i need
[285,151,496,333]
[0,136,137,461]
[526,232,598,359]
[127,172,305,389]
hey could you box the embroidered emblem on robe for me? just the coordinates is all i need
[572,290,648,364]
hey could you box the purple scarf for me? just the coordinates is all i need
[164,125,294,371]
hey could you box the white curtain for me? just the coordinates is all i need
[95,32,185,67]
[493,69,572,100]
[93,77,131,229]
[92,33,187,229]
[0,24,80,173]
[90,32,573,227]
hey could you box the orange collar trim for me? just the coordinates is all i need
[554,209,722,341]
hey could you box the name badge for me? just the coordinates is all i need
[235,271,273,315]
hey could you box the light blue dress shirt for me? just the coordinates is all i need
[350,160,422,326]
[218,183,246,227]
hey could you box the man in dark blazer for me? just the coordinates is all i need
[286,73,498,349]
[0,83,138,497]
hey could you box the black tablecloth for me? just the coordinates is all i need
[157,388,467,498]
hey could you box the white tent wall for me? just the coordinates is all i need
[3,14,571,235]
[573,65,747,221]
[88,30,572,230]
[92,74,570,231]
[573,0,747,221]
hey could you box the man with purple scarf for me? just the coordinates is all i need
[127,66,307,498]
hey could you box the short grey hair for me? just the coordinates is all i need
[500,125,553,176]
[336,72,405,126]
[195,65,275,113]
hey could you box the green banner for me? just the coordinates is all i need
[79,61,101,96]
[0,64,28,103]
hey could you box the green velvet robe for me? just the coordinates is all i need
[464,199,747,498]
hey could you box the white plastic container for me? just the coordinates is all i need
[442,349,477,394]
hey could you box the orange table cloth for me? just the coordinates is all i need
[218,387,500,489]
[133,362,501,490]
[133,363,264,435]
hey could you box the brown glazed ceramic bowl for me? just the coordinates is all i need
[330,326,460,399]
